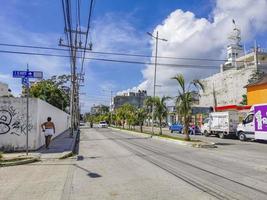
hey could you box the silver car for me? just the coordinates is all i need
[99,121,108,128]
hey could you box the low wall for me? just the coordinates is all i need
[0,97,70,151]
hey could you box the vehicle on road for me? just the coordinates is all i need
[79,121,85,126]
[237,104,267,141]
[98,121,108,128]
[201,111,239,138]
[169,123,183,133]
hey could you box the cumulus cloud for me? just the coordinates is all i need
[122,0,267,97]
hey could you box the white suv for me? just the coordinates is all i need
[99,121,108,128]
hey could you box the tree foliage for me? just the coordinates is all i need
[29,75,70,111]
[172,73,204,141]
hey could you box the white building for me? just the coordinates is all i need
[199,24,267,107]
[0,82,9,97]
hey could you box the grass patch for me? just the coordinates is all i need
[59,152,74,159]
[0,156,34,163]
[111,126,201,143]
[0,152,3,160]
[159,134,201,142]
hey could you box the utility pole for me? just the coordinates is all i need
[26,64,29,155]
[147,31,167,134]
[59,31,91,136]
[110,90,113,125]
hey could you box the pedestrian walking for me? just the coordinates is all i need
[41,117,55,149]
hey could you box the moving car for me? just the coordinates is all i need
[99,121,108,128]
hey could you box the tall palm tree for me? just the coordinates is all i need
[172,74,204,141]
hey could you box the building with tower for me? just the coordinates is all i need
[198,21,267,108]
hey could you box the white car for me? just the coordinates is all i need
[99,121,108,128]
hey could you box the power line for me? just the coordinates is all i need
[0,43,232,63]
[80,0,94,78]
[0,49,222,69]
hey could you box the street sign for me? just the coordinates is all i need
[13,70,43,78]
[26,71,43,78]
[21,77,29,86]
[13,71,27,78]
[12,65,43,156]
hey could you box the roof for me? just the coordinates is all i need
[245,74,267,88]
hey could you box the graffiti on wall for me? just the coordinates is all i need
[0,105,33,136]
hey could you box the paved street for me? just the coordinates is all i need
[1,127,267,200]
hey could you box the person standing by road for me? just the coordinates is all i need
[41,117,55,149]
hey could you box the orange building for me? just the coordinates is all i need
[246,75,267,105]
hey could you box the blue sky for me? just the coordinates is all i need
[0,0,267,112]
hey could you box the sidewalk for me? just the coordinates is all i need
[38,129,77,159]
[1,129,78,163]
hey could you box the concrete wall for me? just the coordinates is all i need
[199,66,257,107]
[0,97,70,151]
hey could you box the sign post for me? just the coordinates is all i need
[13,66,43,155]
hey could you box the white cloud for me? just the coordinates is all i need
[122,0,267,97]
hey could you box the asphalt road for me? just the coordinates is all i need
[1,127,267,200]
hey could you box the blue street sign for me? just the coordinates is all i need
[13,71,27,78]
[13,70,43,78]
[22,77,29,87]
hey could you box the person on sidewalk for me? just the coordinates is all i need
[41,117,55,149]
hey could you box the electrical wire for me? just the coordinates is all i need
[0,43,230,62]
[0,49,221,69]
[80,0,94,83]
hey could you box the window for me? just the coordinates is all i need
[244,114,254,124]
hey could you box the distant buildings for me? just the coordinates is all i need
[90,104,109,115]
[198,24,267,108]
[0,82,10,97]
[112,90,148,110]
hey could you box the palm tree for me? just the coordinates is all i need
[172,74,204,141]
[153,96,170,135]
[144,97,154,126]
[136,108,147,133]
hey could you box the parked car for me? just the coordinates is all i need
[98,121,108,128]
[237,104,267,141]
[189,125,201,135]
[169,123,183,133]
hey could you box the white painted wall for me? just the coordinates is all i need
[199,66,257,107]
[0,97,70,151]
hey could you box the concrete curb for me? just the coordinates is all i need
[110,127,217,149]
[0,156,40,167]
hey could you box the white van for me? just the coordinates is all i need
[237,104,267,141]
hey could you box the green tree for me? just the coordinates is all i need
[144,97,154,126]
[28,75,70,111]
[240,94,247,105]
[172,74,204,141]
[153,96,170,135]
[116,104,136,129]
[135,108,147,133]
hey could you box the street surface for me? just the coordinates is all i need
[1,127,267,200]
